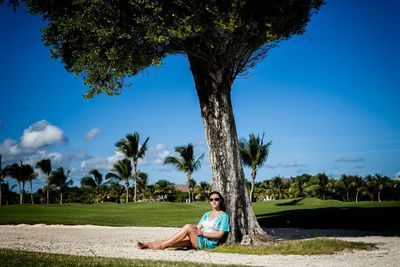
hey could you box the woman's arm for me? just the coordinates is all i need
[200,230,225,240]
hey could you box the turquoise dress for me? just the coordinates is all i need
[197,211,230,250]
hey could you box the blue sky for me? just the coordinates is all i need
[1,0,399,192]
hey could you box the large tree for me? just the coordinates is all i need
[49,167,72,204]
[106,158,132,203]
[4,163,24,204]
[239,133,271,202]
[7,0,323,243]
[81,169,105,203]
[115,132,149,202]
[21,163,38,204]
[0,155,7,206]
[136,170,149,201]
[164,143,204,203]
[35,159,52,205]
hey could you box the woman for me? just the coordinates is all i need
[135,191,230,250]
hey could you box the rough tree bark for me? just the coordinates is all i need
[133,161,137,202]
[189,56,272,244]
[250,170,256,203]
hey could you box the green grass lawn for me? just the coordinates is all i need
[0,249,242,267]
[0,198,399,231]
[253,198,400,231]
[212,238,376,255]
[0,202,208,227]
[1,198,391,259]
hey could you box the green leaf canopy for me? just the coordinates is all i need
[23,0,323,97]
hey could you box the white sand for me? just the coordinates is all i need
[0,224,399,266]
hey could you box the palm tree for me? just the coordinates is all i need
[115,132,149,202]
[5,163,25,204]
[0,155,6,206]
[350,175,365,202]
[81,169,105,203]
[80,176,96,203]
[288,174,309,198]
[35,159,52,204]
[338,174,353,201]
[1,182,17,205]
[365,175,377,201]
[239,133,272,202]
[0,175,3,206]
[21,163,38,204]
[374,174,390,202]
[316,173,329,200]
[136,170,149,201]
[304,175,320,198]
[105,177,124,203]
[154,179,175,202]
[37,187,47,204]
[194,181,211,201]
[106,158,132,203]
[270,176,286,200]
[49,167,72,204]
[164,143,204,203]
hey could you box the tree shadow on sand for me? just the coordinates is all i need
[257,206,400,240]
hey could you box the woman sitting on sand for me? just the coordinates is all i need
[136,191,230,250]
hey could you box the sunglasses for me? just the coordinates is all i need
[209,198,220,202]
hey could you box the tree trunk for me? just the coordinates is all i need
[378,190,381,202]
[17,181,23,204]
[249,170,256,203]
[189,56,272,244]
[125,182,129,203]
[22,180,26,204]
[355,191,359,202]
[47,186,50,205]
[60,192,63,204]
[188,175,192,203]
[30,181,34,204]
[133,161,137,202]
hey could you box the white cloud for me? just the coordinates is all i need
[154,150,170,164]
[47,152,63,163]
[0,139,22,157]
[148,144,171,165]
[80,151,124,171]
[84,128,101,141]
[0,120,69,164]
[107,151,125,164]
[154,144,166,150]
[20,120,66,149]
[265,163,279,169]
[335,156,365,163]
[396,172,400,180]
[282,160,302,168]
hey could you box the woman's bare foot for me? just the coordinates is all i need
[135,241,148,249]
[148,242,166,250]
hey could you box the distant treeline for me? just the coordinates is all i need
[1,168,399,205]
[253,173,400,203]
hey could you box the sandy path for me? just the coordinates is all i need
[0,224,399,266]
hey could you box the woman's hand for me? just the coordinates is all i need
[192,225,203,236]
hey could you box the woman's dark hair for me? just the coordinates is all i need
[208,191,226,211]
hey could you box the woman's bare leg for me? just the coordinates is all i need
[135,239,165,250]
[158,224,198,249]
[135,241,148,249]
[136,224,198,250]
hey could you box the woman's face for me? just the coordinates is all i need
[209,193,221,209]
